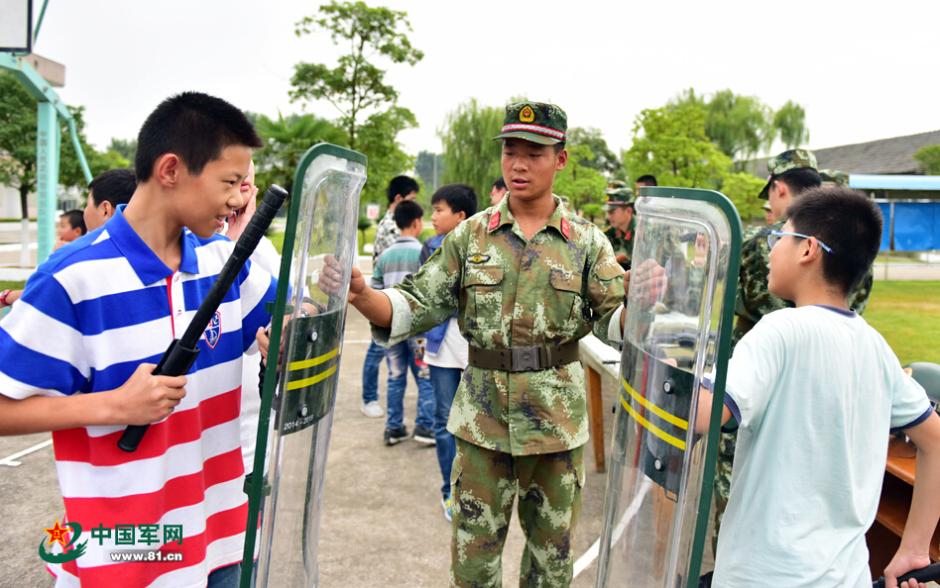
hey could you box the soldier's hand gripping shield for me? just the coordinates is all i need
[595,187,742,588]
[240,144,366,587]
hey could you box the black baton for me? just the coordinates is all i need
[873,562,940,587]
[118,185,289,452]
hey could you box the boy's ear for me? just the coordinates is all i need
[798,238,823,266]
[100,200,114,218]
[153,153,184,188]
[554,148,568,172]
[457,211,467,221]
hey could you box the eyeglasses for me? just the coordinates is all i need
[766,230,834,254]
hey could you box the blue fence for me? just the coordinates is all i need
[877,202,940,252]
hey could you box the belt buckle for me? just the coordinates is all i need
[511,347,540,372]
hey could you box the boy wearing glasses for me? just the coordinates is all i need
[698,187,940,587]
[714,149,873,545]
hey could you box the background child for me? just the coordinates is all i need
[83,168,137,231]
[373,199,436,446]
[54,209,86,249]
[419,183,477,521]
[360,175,420,419]
[698,186,940,587]
[0,91,276,586]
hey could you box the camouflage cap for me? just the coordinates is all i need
[494,101,567,145]
[759,148,818,199]
[605,185,633,207]
[819,168,849,187]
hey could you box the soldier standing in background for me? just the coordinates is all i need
[329,101,629,586]
[712,150,874,552]
[604,183,636,271]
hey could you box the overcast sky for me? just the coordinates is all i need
[29,0,940,160]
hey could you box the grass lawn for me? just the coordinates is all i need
[865,281,940,364]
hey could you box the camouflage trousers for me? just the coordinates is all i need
[710,429,736,554]
[450,438,585,588]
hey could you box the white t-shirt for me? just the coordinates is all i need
[714,305,932,588]
[240,236,281,472]
[425,317,469,370]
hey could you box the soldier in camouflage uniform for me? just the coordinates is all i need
[712,151,874,552]
[604,184,636,271]
[337,102,627,587]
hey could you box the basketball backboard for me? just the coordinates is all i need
[0,0,32,53]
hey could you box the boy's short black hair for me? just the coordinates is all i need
[553,141,566,154]
[492,177,506,190]
[387,175,420,204]
[786,186,882,294]
[89,168,137,208]
[61,209,87,235]
[393,200,424,230]
[431,183,478,218]
[135,92,262,182]
[775,167,822,195]
[636,174,658,186]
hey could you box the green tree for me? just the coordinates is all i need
[290,1,423,150]
[623,101,731,189]
[356,106,417,206]
[0,73,103,218]
[773,101,810,149]
[107,137,137,163]
[672,88,773,163]
[415,150,445,193]
[252,112,347,194]
[439,98,504,199]
[720,172,766,222]
[553,143,607,220]
[567,127,620,175]
[914,144,940,175]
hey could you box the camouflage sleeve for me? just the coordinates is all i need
[371,221,467,346]
[587,227,627,344]
[735,230,786,326]
[849,266,874,314]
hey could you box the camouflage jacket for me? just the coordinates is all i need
[372,209,400,260]
[733,220,874,348]
[604,219,636,270]
[374,195,625,455]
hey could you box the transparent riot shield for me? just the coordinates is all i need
[595,187,742,588]
[240,144,366,587]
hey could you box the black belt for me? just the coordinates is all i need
[468,341,580,372]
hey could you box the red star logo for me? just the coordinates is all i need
[45,519,70,548]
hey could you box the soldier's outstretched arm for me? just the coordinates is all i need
[319,257,392,327]
[348,266,393,328]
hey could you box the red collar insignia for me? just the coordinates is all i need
[560,217,570,239]
[488,211,501,232]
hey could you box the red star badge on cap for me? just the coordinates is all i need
[45,519,70,548]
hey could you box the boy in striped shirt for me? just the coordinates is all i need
[372,200,436,446]
[0,92,276,587]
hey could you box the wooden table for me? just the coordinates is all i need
[579,335,621,473]
[866,437,940,577]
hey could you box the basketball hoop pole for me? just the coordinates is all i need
[1,52,92,262]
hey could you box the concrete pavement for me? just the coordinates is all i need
[0,306,623,587]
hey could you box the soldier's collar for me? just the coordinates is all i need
[545,196,571,240]
[488,194,570,241]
